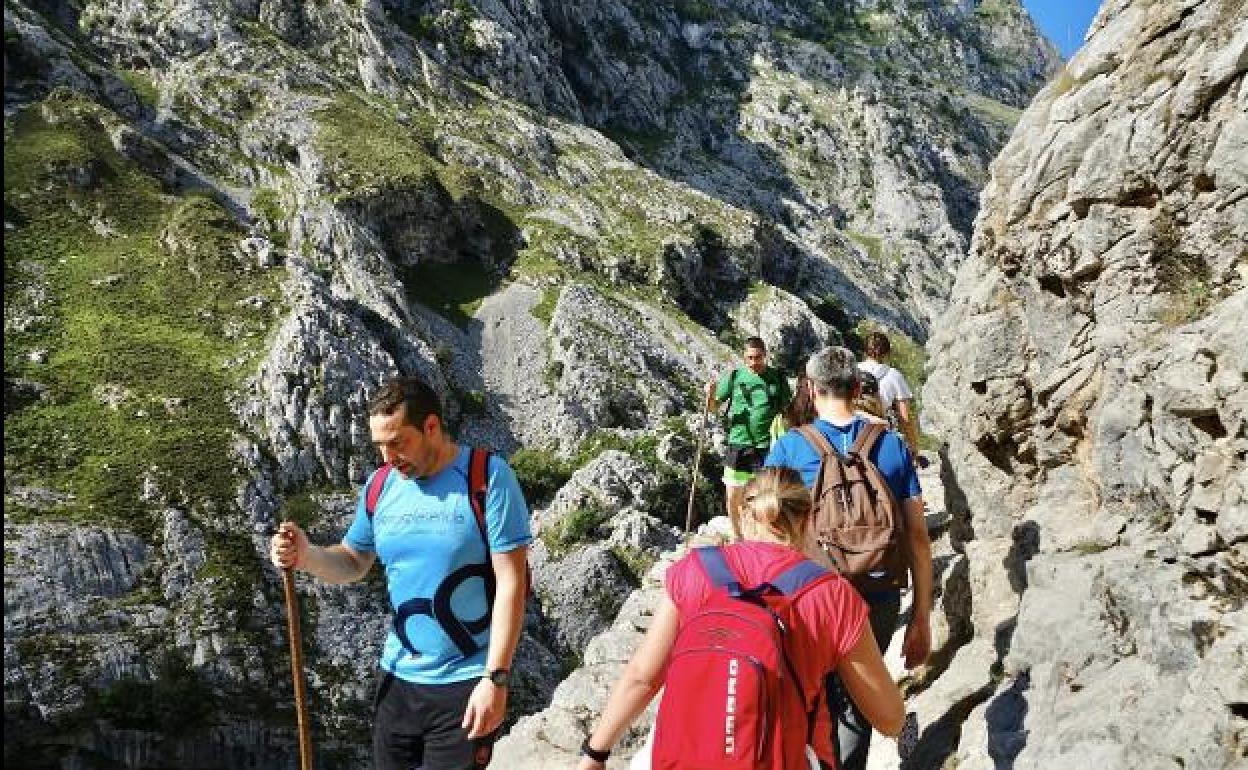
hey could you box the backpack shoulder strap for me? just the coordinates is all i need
[770,559,830,596]
[797,424,837,458]
[694,546,742,597]
[848,421,885,459]
[365,464,393,519]
[468,447,491,548]
[467,448,534,597]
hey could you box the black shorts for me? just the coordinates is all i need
[724,444,767,473]
[372,672,497,770]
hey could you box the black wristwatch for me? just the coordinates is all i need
[580,737,611,762]
[485,668,510,688]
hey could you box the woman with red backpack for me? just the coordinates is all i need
[574,467,904,770]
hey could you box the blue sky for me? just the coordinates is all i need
[1021,1,1105,59]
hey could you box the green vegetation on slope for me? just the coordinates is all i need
[317,89,729,340]
[4,88,291,737]
[3,88,280,536]
[316,93,524,326]
[400,258,504,327]
[87,649,218,734]
[316,93,441,194]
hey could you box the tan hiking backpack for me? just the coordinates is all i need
[796,423,909,594]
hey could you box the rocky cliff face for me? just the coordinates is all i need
[923,0,1247,766]
[5,0,1058,766]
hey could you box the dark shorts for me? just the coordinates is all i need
[724,444,767,473]
[372,672,497,770]
[723,444,767,486]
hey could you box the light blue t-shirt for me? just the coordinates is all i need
[764,417,922,504]
[344,447,532,684]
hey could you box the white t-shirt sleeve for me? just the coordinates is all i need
[885,367,914,401]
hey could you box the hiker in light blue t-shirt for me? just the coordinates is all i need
[270,377,531,770]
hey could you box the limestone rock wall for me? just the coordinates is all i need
[924,1,1247,766]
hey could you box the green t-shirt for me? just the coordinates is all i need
[716,366,791,449]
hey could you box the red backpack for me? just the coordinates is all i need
[652,546,833,770]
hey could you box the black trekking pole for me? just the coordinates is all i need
[281,563,314,770]
[685,391,713,533]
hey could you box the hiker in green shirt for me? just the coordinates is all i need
[703,337,792,538]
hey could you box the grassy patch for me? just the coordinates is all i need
[511,235,567,283]
[530,286,559,325]
[1050,69,1077,98]
[571,428,662,469]
[611,545,658,585]
[1154,207,1213,326]
[1159,276,1212,326]
[509,448,575,506]
[540,503,605,555]
[117,69,160,109]
[315,94,441,195]
[974,0,1016,22]
[250,186,288,247]
[963,93,1022,126]
[4,89,279,538]
[847,231,887,263]
[1071,540,1113,555]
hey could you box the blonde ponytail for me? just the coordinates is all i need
[740,467,813,547]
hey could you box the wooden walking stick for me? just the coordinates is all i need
[685,392,713,533]
[282,564,314,770]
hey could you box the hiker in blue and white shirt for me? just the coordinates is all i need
[270,376,531,770]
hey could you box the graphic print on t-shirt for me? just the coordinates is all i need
[374,505,467,538]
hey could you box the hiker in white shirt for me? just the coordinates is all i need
[858,332,921,462]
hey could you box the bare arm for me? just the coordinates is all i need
[902,496,933,668]
[270,521,375,583]
[463,546,530,738]
[484,547,528,673]
[836,623,905,736]
[578,596,680,765]
[895,399,921,458]
[704,380,719,413]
